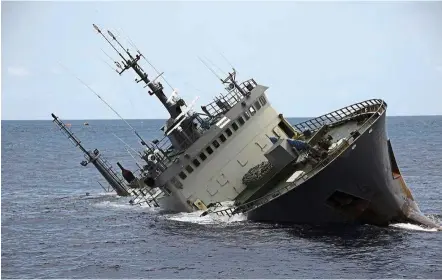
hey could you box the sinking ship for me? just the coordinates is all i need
[51,24,441,230]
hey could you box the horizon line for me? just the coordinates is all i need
[2,114,442,121]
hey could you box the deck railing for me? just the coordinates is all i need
[293,99,385,133]
[202,79,257,117]
[210,99,387,218]
[130,187,162,207]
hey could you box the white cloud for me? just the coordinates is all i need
[7,66,30,77]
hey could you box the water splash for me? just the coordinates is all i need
[390,223,439,232]
[165,210,247,225]
[93,199,160,213]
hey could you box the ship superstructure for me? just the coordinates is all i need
[86,24,304,213]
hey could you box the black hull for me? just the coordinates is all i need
[247,110,438,228]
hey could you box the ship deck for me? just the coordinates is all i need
[209,99,387,217]
[235,120,362,205]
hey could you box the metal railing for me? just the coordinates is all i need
[293,99,385,133]
[202,79,257,117]
[95,153,127,186]
[130,187,161,207]
[210,99,387,218]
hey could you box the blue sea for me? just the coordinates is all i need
[1,116,442,278]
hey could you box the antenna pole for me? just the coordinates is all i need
[114,27,175,92]
[198,56,223,82]
[218,51,235,70]
[112,133,142,157]
[92,23,180,119]
[51,113,92,158]
[51,113,131,197]
[107,30,135,60]
[57,61,154,151]
[93,24,127,63]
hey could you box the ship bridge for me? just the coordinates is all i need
[146,78,258,173]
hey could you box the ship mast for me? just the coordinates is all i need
[93,24,203,152]
[92,24,183,119]
[51,113,131,197]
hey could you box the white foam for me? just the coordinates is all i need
[84,192,118,199]
[166,210,247,225]
[93,200,160,213]
[390,223,439,232]
[96,192,118,196]
[94,200,136,209]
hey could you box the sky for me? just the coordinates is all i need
[1,1,442,120]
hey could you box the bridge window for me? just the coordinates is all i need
[192,158,200,167]
[244,111,250,120]
[206,146,214,154]
[278,120,295,138]
[249,106,256,116]
[238,116,245,126]
[225,128,233,137]
[163,186,172,195]
[254,100,261,110]
[259,95,267,106]
[220,133,227,143]
[199,152,207,161]
[213,140,220,148]
[232,122,239,131]
[179,171,187,180]
[171,177,183,189]
[185,165,194,173]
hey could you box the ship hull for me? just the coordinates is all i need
[247,110,434,227]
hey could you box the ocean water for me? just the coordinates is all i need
[1,116,442,278]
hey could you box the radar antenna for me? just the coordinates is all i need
[221,68,247,97]
[198,55,246,97]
